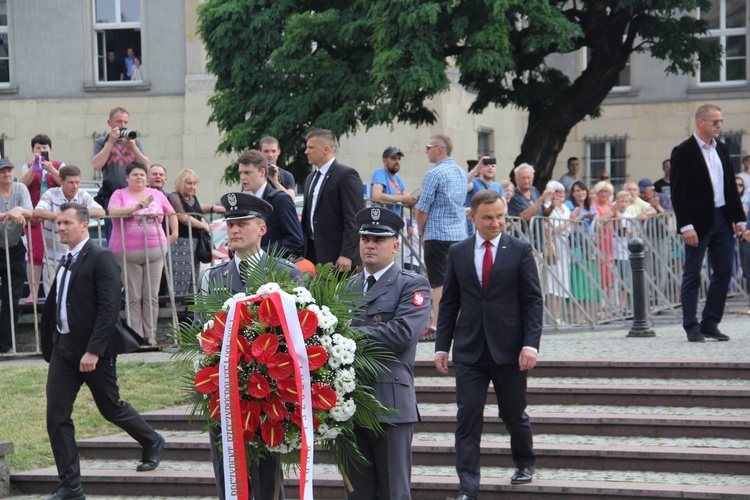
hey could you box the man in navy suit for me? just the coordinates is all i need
[301,129,364,270]
[435,190,542,500]
[238,149,304,258]
[670,104,746,342]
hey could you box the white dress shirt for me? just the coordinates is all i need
[308,158,335,236]
[56,238,89,334]
[363,262,395,293]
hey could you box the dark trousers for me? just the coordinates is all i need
[681,210,735,334]
[345,423,414,500]
[0,243,26,352]
[46,338,159,489]
[454,347,535,497]
[209,425,285,500]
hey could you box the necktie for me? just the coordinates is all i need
[307,170,322,199]
[482,240,493,293]
[307,170,322,237]
[239,259,251,284]
[56,253,73,330]
[365,275,377,293]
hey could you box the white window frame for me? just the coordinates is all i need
[93,0,142,84]
[579,46,633,92]
[586,137,627,189]
[477,128,495,158]
[0,0,10,87]
[698,0,748,85]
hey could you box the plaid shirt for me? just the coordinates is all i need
[415,158,468,241]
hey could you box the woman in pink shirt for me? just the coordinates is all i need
[108,162,177,344]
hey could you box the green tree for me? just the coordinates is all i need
[198,0,719,187]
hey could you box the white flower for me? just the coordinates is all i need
[330,344,345,360]
[316,423,340,440]
[339,351,354,365]
[256,282,281,297]
[332,333,345,345]
[334,378,355,396]
[319,335,333,349]
[335,367,355,382]
[233,292,247,300]
[328,356,342,369]
[293,287,316,306]
[203,320,214,332]
[330,397,357,422]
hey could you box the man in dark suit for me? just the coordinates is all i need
[434,190,542,500]
[42,203,164,500]
[202,193,302,500]
[238,149,304,258]
[347,207,431,499]
[301,129,364,271]
[670,104,746,342]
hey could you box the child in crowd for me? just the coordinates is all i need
[612,191,636,314]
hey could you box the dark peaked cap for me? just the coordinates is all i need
[220,192,273,221]
[356,207,404,237]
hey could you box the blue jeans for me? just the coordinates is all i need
[681,210,735,334]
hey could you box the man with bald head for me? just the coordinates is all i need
[671,104,746,342]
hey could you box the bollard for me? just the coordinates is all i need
[627,238,656,338]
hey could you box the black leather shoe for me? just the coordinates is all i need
[136,433,164,472]
[686,332,706,342]
[511,465,535,484]
[47,485,85,500]
[456,495,477,500]
[701,328,730,341]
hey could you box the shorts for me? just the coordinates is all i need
[424,240,458,288]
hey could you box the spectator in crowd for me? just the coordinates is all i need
[371,146,418,216]
[624,181,656,220]
[612,191,636,314]
[500,179,514,201]
[508,163,553,222]
[558,157,580,196]
[737,175,750,216]
[435,190,542,496]
[414,134,468,341]
[167,168,224,297]
[597,170,611,182]
[591,180,616,318]
[0,159,33,354]
[654,159,671,196]
[130,56,143,81]
[738,155,750,188]
[466,157,505,235]
[301,129,364,270]
[124,47,136,79]
[638,177,672,214]
[34,165,105,296]
[671,104,745,342]
[565,180,599,324]
[20,134,63,302]
[740,176,750,314]
[148,164,168,194]
[239,149,303,258]
[108,162,177,344]
[346,207,431,500]
[105,51,124,81]
[92,107,150,240]
[259,136,296,198]
[544,181,571,325]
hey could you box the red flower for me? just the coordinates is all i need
[306,345,328,371]
[198,328,222,356]
[290,405,320,430]
[247,372,271,399]
[266,353,294,380]
[237,303,254,328]
[276,377,299,403]
[298,309,318,339]
[258,298,282,327]
[261,420,284,447]
[311,382,337,410]
[194,365,220,394]
[213,311,228,336]
[209,393,221,420]
[237,335,254,363]
[251,334,279,364]
[240,400,261,441]
[261,396,288,421]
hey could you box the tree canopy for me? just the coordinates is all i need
[198,0,719,187]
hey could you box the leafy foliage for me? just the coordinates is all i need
[198,0,719,187]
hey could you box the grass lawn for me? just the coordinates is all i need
[0,360,190,472]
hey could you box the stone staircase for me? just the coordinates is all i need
[11,359,750,499]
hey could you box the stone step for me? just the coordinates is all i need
[413,359,750,379]
[12,462,750,499]
[415,382,750,407]
[142,406,750,440]
[75,433,750,475]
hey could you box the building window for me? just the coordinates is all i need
[0,1,9,84]
[699,0,747,84]
[586,136,627,190]
[719,130,743,171]
[581,47,632,92]
[477,128,494,157]
[94,0,142,82]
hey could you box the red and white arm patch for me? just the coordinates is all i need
[413,291,425,307]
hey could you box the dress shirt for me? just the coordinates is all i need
[413,158,468,242]
[56,238,89,334]
[234,250,266,277]
[363,262,395,292]
[249,182,268,199]
[308,158,335,236]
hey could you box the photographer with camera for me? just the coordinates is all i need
[92,107,150,240]
[259,136,296,198]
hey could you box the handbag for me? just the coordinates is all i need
[195,229,213,264]
[544,227,559,265]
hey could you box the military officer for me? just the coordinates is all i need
[202,192,301,500]
[347,207,431,500]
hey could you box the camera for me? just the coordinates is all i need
[119,127,138,140]
[486,157,497,165]
[267,163,278,176]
